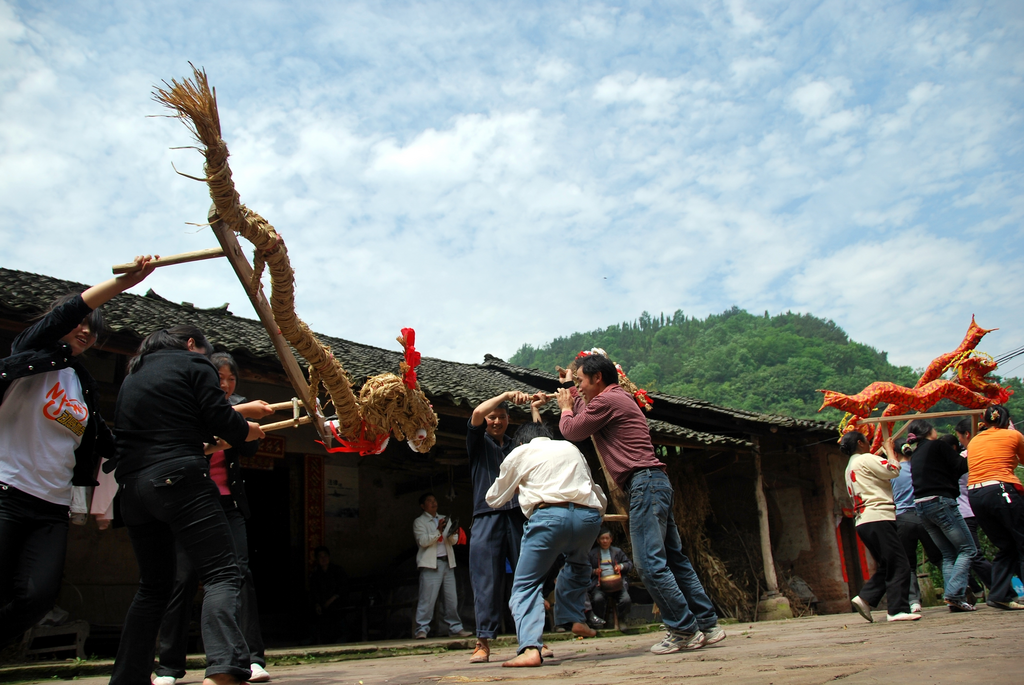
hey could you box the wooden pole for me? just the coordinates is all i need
[590,438,631,535]
[752,438,780,596]
[262,415,312,433]
[112,247,225,274]
[208,207,329,443]
[858,409,986,424]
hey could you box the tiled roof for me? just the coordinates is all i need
[0,267,812,448]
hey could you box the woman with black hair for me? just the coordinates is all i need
[841,431,919,622]
[966,405,1024,610]
[153,352,274,684]
[905,418,976,612]
[109,327,265,685]
[0,257,155,648]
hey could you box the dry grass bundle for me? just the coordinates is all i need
[153,66,437,453]
[669,462,752,619]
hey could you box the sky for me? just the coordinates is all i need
[2,0,1022,378]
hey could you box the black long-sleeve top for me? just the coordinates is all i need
[1,293,114,486]
[910,438,968,500]
[113,349,250,479]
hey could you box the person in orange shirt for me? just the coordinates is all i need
[966,406,1024,610]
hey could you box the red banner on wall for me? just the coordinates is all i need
[305,454,325,569]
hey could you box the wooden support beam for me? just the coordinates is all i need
[208,206,329,443]
[112,247,225,274]
[752,437,780,596]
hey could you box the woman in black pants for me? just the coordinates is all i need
[966,406,1024,610]
[109,327,264,685]
[153,352,273,685]
[0,257,154,649]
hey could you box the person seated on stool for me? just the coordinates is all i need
[588,528,633,627]
[413,492,473,639]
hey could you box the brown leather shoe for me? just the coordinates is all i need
[470,639,490,663]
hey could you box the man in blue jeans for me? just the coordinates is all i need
[486,422,606,667]
[557,352,725,654]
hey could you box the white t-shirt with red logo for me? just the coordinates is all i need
[0,368,89,506]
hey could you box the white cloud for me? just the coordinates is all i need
[0,0,1022,378]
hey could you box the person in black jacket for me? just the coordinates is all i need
[109,327,265,685]
[905,418,977,613]
[588,528,633,625]
[153,352,275,685]
[0,256,155,649]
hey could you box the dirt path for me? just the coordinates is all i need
[10,603,1023,684]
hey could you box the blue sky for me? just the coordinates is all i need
[2,0,1022,378]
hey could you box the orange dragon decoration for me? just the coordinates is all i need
[818,317,1013,450]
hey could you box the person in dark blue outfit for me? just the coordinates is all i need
[465,390,529,663]
[0,257,155,649]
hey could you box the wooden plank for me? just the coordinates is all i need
[590,438,630,532]
[208,207,328,442]
[112,247,225,274]
[858,409,986,424]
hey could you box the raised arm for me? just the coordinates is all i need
[531,393,551,424]
[471,390,531,427]
[80,255,158,309]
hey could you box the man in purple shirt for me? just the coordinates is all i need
[556,353,725,654]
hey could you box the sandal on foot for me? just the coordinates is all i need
[470,640,490,663]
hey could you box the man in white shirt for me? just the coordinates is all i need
[413,493,473,639]
[485,422,607,667]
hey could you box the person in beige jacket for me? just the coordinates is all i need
[413,493,473,639]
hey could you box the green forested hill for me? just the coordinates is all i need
[510,307,1024,423]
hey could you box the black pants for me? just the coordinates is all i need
[895,510,943,604]
[110,456,250,684]
[155,500,265,678]
[969,483,1024,604]
[963,516,993,590]
[856,520,911,615]
[0,484,69,648]
[591,585,632,621]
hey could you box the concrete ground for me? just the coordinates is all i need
[4,603,1024,684]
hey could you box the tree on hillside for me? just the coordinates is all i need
[510,308,1022,423]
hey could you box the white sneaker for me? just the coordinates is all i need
[886,612,922,622]
[851,596,873,623]
[702,625,727,645]
[153,677,176,685]
[249,663,271,682]
[650,629,705,654]
[910,603,922,614]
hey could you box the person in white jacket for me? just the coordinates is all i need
[413,493,473,639]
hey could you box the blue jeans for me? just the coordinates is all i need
[509,504,602,653]
[915,496,977,601]
[415,558,464,635]
[628,469,718,634]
